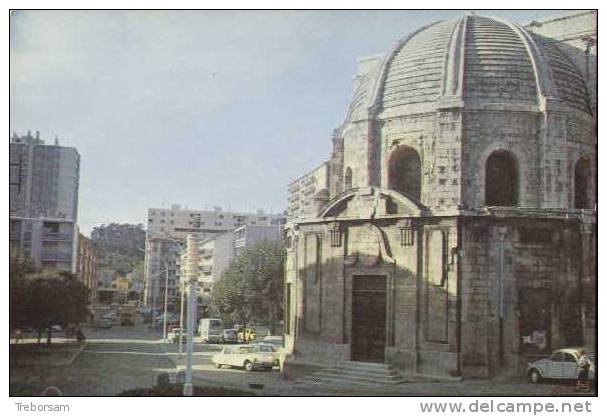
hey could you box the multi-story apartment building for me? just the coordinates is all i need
[75,232,98,303]
[177,223,283,317]
[233,223,283,257]
[9,131,80,272]
[196,232,235,311]
[286,161,330,221]
[143,204,282,308]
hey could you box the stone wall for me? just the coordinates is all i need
[459,215,586,377]
[342,121,372,188]
[461,111,541,208]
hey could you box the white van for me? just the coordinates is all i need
[198,318,223,343]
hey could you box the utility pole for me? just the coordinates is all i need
[183,234,200,397]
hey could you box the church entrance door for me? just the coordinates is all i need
[351,275,387,362]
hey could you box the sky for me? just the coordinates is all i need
[10,9,568,236]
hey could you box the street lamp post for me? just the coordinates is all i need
[146,234,184,334]
[163,261,170,341]
[183,233,200,397]
[179,278,185,358]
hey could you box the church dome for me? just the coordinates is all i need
[374,14,591,116]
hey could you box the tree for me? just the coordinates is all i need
[10,260,91,345]
[212,240,285,334]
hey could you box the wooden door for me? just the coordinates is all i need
[351,276,387,362]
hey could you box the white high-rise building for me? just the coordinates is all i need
[9,131,80,272]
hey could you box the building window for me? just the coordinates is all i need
[344,167,353,190]
[399,220,415,246]
[329,222,341,247]
[485,150,518,206]
[574,157,590,209]
[388,146,422,200]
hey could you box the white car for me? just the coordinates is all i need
[211,344,278,371]
[527,348,596,383]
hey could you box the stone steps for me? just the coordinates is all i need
[293,361,404,389]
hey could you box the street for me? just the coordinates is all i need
[10,323,590,396]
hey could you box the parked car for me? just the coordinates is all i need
[262,335,283,349]
[167,327,187,343]
[102,312,117,323]
[222,329,238,344]
[118,305,137,326]
[97,317,113,329]
[236,327,257,343]
[211,344,277,371]
[154,313,178,326]
[527,348,596,383]
[199,318,223,343]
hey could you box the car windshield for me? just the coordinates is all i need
[258,344,276,352]
[236,347,255,354]
[209,320,222,329]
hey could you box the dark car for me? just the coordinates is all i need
[222,329,238,344]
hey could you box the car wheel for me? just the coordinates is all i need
[244,360,254,372]
[214,363,222,369]
[529,369,541,384]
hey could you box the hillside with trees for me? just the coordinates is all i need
[91,223,146,293]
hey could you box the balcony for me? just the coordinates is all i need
[43,232,73,242]
[41,252,72,262]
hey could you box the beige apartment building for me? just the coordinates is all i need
[287,162,330,221]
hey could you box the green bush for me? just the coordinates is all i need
[116,384,255,396]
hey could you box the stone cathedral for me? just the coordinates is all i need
[283,12,596,378]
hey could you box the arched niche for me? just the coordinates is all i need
[344,167,353,190]
[387,146,421,201]
[574,157,591,209]
[485,150,518,206]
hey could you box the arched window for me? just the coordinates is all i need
[485,150,518,206]
[344,167,353,190]
[388,146,421,200]
[574,157,590,209]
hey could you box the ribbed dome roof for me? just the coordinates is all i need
[375,14,591,115]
